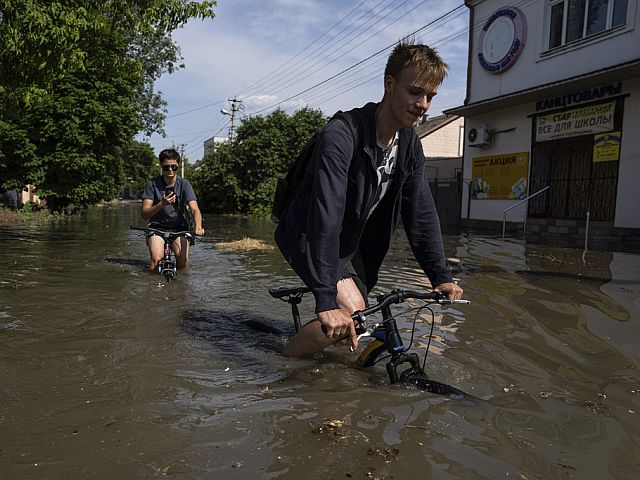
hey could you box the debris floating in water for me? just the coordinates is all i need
[214,237,275,251]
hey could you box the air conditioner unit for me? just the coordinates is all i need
[468,125,491,147]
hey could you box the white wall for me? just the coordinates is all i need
[469,0,640,103]
[420,117,465,158]
[462,103,534,222]
[616,77,640,228]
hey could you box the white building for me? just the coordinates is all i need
[447,0,640,250]
[417,114,465,231]
[203,136,229,158]
[417,114,465,178]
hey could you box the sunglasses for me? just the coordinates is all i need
[162,164,179,172]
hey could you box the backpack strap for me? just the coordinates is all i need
[332,110,362,158]
[270,109,363,224]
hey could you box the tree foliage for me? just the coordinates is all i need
[122,141,158,197]
[0,0,216,211]
[192,107,327,215]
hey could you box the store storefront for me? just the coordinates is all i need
[447,1,640,251]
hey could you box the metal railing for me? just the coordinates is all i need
[502,186,550,241]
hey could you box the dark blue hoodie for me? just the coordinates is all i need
[275,102,452,313]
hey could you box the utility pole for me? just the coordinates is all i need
[221,98,242,140]
[178,143,186,177]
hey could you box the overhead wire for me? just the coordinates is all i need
[236,0,371,99]
[177,0,386,154]
[166,99,225,119]
[252,3,466,115]
[291,2,466,110]
[259,0,412,98]
[176,0,539,156]
[175,1,465,155]
[255,0,537,116]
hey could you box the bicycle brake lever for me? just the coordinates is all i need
[437,298,471,305]
[356,330,373,341]
[349,322,382,352]
[353,311,367,334]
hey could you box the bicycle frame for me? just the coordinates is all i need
[269,286,470,395]
[131,226,193,281]
[158,234,177,281]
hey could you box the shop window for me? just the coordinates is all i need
[547,0,629,49]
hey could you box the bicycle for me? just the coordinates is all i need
[130,226,194,282]
[269,286,471,396]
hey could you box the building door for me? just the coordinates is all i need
[428,174,461,234]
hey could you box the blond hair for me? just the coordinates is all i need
[384,41,448,88]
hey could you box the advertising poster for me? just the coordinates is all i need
[593,131,621,163]
[471,152,529,200]
[535,101,615,142]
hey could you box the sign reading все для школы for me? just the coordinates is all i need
[535,101,615,142]
[470,152,529,200]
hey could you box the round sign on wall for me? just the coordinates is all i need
[478,6,527,74]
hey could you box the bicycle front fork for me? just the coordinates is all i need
[158,242,176,279]
[386,352,424,384]
[379,302,426,384]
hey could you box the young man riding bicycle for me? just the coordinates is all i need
[274,40,463,357]
[141,148,205,271]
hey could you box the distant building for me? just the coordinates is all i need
[203,136,229,158]
[416,114,464,231]
[417,114,464,178]
[447,0,640,251]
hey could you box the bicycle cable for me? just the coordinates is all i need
[402,301,437,370]
[415,304,436,371]
[365,303,432,366]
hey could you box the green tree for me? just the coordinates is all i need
[192,107,326,215]
[121,141,158,198]
[0,0,216,211]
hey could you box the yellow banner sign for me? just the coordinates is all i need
[535,101,615,142]
[593,131,621,163]
[471,152,529,200]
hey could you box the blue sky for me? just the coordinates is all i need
[141,0,470,160]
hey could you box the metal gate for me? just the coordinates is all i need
[428,175,461,233]
[529,99,623,221]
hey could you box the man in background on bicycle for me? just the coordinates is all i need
[275,40,463,357]
[141,148,205,270]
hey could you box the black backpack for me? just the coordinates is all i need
[271,110,361,223]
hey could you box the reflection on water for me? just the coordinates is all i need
[1,203,639,479]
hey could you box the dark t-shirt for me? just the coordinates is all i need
[141,176,197,229]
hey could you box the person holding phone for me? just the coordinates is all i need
[141,148,205,270]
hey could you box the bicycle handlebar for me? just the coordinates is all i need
[321,289,469,335]
[130,226,196,240]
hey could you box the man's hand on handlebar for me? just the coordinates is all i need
[433,282,463,301]
[318,309,358,351]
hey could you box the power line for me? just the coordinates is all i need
[174,0,540,157]
[249,0,536,116]
[166,99,225,118]
[281,1,464,111]
[236,0,371,99]
[252,4,466,115]
[244,0,412,101]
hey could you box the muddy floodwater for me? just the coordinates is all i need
[1,203,639,479]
